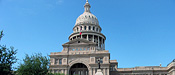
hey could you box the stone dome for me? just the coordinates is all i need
[75,12,99,25]
[75,1,99,26]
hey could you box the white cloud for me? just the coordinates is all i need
[56,0,63,5]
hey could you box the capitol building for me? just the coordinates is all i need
[49,1,175,75]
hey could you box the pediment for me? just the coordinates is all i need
[62,38,96,46]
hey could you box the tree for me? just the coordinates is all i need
[16,53,50,75]
[0,31,17,75]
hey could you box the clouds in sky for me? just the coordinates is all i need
[56,0,63,5]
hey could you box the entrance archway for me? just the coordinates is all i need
[69,63,88,75]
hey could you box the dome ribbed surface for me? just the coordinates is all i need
[75,12,99,25]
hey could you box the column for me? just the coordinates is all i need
[91,68,93,75]
[89,68,92,75]
[53,58,55,65]
[87,34,89,40]
[65,69,67,75]
[57,59,59,65]
[81,34,82,39]
[101,38,103,50]
[92,35,94,42]
[93,68,96,75]
[107,68,109,75]
[98,36,100,48]
[103,68,106,75]
[104,40,105,50]
[91,26,93,30]
[61,69,64,74]
[82,26,84,31]
[51,69,54,73]
[87,26,89,31]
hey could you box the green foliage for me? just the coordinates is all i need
[16,53,50,75]
[0,31,3,41]
[0,30,17,75]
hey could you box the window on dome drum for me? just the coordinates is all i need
[59,59,62,64]
[84,26,86,30]
[87,48,89,50]
[84,35,88,39]
[83,48,86,50]
[89,26,91,30]
[73,36,76,40]
[77,27,79,31]
[80,26,82,31]
[96,28,98,32]
[93,27,95,31]
[77,35,80,38]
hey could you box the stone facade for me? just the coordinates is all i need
[49,1,175,75]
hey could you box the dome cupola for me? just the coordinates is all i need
[75,0,99,26]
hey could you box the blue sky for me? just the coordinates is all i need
[0,0,175,68]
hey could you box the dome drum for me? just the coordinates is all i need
[69,33,106,50]
[69,32,106,40]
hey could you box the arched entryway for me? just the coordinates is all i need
[69,63,88,75]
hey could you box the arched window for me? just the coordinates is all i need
[89,26,91,30]
[84,26,86,30]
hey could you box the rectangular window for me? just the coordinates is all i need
[59,59,62,65]
[110,65,115,71]
[55,59,58,65]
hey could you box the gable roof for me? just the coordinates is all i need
[62,38,96,46]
